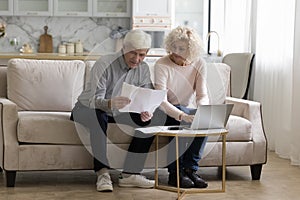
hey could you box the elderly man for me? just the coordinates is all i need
[71,29,158,192]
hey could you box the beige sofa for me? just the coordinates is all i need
[0,58,267,187]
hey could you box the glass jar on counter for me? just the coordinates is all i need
[58,44,66,54]
[66,43,74,54]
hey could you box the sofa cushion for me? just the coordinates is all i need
[225,115,252,141]
[17,111,87,145]
[107,114,252,144]
[7,59,85,111]
[206,63,231,104]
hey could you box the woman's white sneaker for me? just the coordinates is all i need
[96,172,113,192]
[118,174,155,188]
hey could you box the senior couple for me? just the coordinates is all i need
[71,26,209,192]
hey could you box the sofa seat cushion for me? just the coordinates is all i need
[225,115,252,141]
[17,111,84,145]
[107,114,252,144]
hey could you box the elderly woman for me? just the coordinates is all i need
[154,26,209,188]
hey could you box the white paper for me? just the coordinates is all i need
[119,82,167,113]
[135,126,169,134]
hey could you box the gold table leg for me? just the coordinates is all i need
[155,135,159,188]
[154,131,227,199]
[222,134,226,192]
[175,135,186,200]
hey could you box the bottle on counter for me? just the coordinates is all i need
[75,40,83,53]
[66,43,74,54]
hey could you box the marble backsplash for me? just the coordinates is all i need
[0,16,130,54]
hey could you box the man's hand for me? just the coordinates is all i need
[181,113,194,123]
[109,96,131,110]
[140,111,153,122]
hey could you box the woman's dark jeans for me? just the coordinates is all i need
[166,105,208,173]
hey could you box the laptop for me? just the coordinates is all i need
[168,104,234,130]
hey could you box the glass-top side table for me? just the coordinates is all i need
[154,128,228,200]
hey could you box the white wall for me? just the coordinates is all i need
[0,16,130,53]
[174,0,205,39]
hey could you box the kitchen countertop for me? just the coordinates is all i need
[0,52,102,60]
[0,51,166,61]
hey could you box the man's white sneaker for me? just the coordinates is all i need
[96,172,113,192]
[118,174,155,188]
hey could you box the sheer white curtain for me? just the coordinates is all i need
[213,0,300,165]
[290,1,300,165]
[253,0,299,164]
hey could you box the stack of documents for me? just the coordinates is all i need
[119,83,167,113]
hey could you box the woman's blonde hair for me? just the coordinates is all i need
[164,26,205,63]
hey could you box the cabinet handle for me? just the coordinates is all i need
[146,13,158,16]
[67,13,78,16]
[106,13,117,17]
[26,12,38,15]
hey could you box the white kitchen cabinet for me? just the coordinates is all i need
[53,0,92,17]
[0,0,13,15]
[13,0,53,16]
[132,0,173,17]
[93,0,131,17]
[132,0,174,31]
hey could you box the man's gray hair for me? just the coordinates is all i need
[123,29,152,50]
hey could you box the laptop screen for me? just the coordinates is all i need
[190,104,234,130]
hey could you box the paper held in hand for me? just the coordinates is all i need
[119,83,167,113]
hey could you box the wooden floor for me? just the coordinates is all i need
[1,151,299,200]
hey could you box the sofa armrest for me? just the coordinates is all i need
[0,98,19,170]
[225,96,267,164]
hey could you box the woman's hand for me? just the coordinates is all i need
[109,96,131,110]
[140,111,153,122]
[181,113,194,123]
